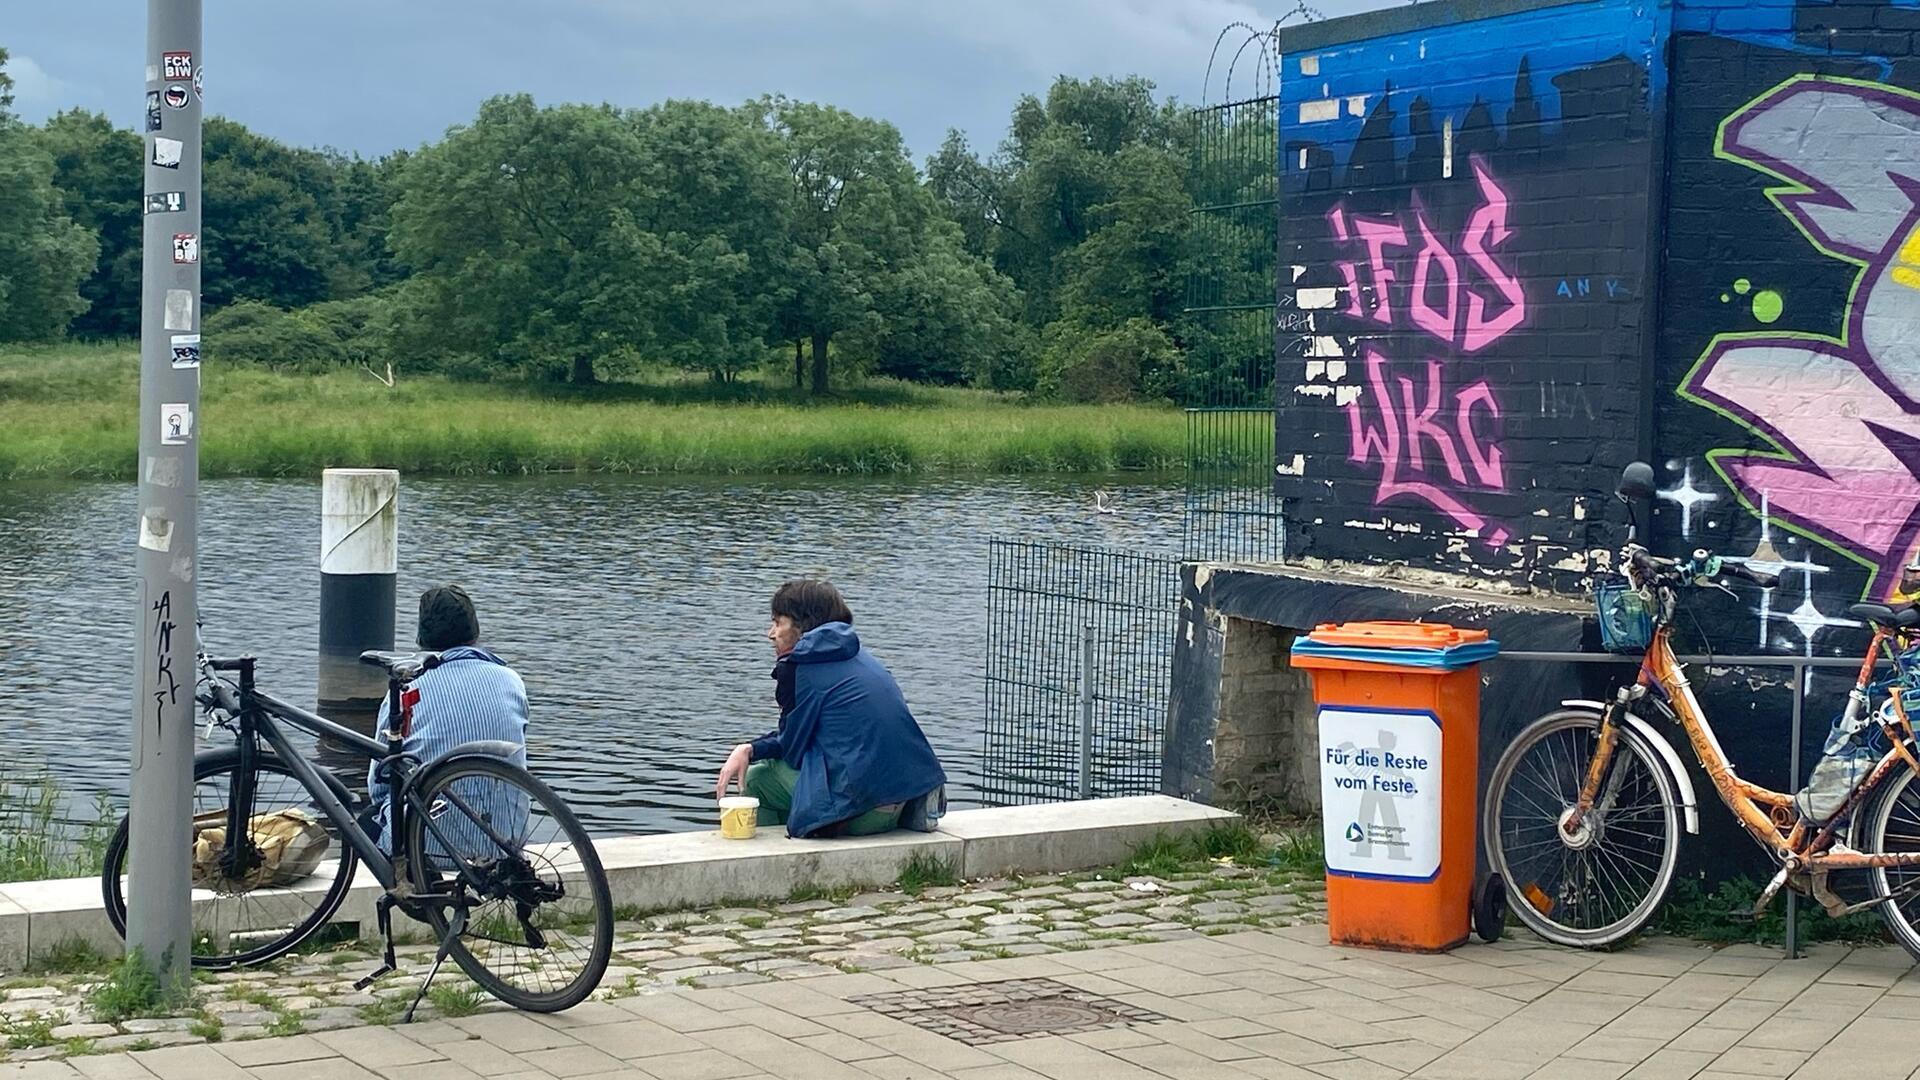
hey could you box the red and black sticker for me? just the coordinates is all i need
[162,51,192,81]
[164,85,189,109]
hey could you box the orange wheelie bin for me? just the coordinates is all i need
[1289,621,1499,952]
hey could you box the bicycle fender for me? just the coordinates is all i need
[1562,698,1699,835]
[418,740,525,773]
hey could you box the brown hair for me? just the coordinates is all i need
[418,584,480,651]
[771,579,853,634]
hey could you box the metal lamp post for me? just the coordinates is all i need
[128,0,202,991]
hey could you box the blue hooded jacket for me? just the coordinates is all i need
[748,623,945,838]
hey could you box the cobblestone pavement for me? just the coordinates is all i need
[0,859,1328,1057]
[4,922,1920,1079]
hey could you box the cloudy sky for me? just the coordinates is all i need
[5,0,1391,163]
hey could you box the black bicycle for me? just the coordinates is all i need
[100,650,612,1016]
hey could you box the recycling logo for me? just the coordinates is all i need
[1346,822,1365,843]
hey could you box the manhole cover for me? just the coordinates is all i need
[848,977,1168,1045]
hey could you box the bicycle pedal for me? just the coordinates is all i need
[353,963,395,990]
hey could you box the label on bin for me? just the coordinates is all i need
[1319,706,1441,882]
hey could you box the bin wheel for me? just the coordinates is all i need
[1473,874,1508,943]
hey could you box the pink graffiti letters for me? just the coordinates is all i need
[1347,351,1511,546]
[1686,76,1920,595]
[1326,156,1527,352]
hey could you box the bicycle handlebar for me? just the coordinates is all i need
[1624,545,1780,591]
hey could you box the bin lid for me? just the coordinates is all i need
[1290,620,1500,670]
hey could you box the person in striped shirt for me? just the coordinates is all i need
[367,585,530,859]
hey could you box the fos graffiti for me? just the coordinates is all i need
[1683,76,1920,598]
[1334,156,1522,547]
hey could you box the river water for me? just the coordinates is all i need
[0,475,1181,834]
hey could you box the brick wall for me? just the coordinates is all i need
[1273,0,1663,591]
[1214,617,1320,815]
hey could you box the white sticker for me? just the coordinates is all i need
[138,513,174,552]
[144,455,182,488]
[172,233,199,264]
[170,334,200,369]
[160,403,194,445]
[164,289,193,330]
[146,63,160,83]
[1318,706,1443,882]
[152,137,183,169]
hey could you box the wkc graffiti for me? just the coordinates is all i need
[1685,76,1920,597]
[1331,157,1524,547]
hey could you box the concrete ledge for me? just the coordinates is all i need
[940,795,1242,878]
[0,796,1237,973]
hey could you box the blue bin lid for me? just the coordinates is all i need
[1289,621,1501,671]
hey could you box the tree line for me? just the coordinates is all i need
[0,47,1271,400]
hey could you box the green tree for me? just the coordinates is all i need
[0,53,98,342]
[858,223,1028,387]
[622,99,791,382]
[760,98,930,394]
[387,96,648,383]
[201,118,342,309]
[37,110,142,337]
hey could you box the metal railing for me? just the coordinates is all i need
[1495,649,1890,959]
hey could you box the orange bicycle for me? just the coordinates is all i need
[1484,461,1920,955]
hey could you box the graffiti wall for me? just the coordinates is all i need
[1658,0,1920,656]
[1276,0,1664,588]
[1278,0,1920,654]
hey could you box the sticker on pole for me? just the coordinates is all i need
[163,52,193,81]
[170,334,200,369]
[160,403,194,446]
[152,138,183,169]
[1319,706,1442,881]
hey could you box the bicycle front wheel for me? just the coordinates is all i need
[102,746,360,967]
[1485,709,1682,947]
[406,755,612,1012]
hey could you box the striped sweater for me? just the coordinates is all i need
[367,645,530,854]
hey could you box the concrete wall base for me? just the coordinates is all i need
[0,795,1237,973]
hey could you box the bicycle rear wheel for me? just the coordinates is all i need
[102,746,360,967]
[1864,767,1920,960]
[405,755,612,1012]
[1484,709,1682,947]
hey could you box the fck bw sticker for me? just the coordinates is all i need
[162,52,192,81]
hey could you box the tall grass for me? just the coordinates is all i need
[0,345,1208,479]
[0,772,116,884]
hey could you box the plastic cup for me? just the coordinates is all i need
[719,796,759,839]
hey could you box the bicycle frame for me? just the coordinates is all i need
[218,657,404,891]
[1570,621,1920,876]
[214,657,533,900]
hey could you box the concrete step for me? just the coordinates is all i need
[0,795,1237,972]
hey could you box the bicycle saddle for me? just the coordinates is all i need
[1848,602,1920,630]
[359,650,440,681]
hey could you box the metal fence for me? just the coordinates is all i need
[980,540,1181,805]
[979,90,1292,804]
[1183,94,1284,564]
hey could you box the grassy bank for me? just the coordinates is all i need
[0,344,1210,480]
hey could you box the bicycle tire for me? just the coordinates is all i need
[102,746,361,968]
[1865,766,1920,960]
[405,754,612,1012]
[1484,708,1682,948]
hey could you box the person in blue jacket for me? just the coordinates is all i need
[713,579,946,838]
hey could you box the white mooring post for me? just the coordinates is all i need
[319,469,399,734]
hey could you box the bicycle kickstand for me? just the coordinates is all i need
[354,895,399,991]
[402,908,466,1024]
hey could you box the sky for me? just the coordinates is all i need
[4,0,1392,164]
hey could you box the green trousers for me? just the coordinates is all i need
[745,760,901,836]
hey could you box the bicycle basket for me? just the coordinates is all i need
[1595,581,1653,653]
